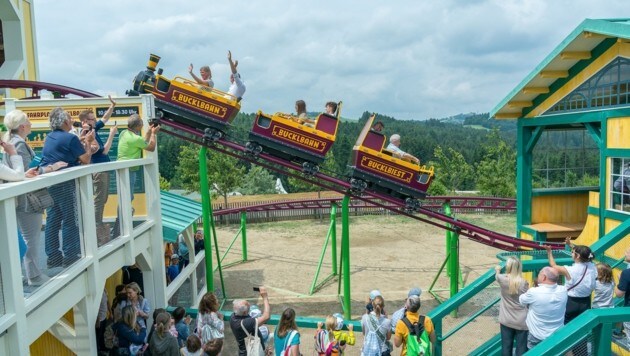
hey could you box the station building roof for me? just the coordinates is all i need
[160,190,202,243]
[491,18,630,120]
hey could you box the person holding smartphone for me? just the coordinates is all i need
[78,95,116,242]
[230,286,271,356]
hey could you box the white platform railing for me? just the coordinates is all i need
[0,156,165,355]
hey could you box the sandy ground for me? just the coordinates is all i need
[211,213,515,355]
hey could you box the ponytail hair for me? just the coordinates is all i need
[573,245,594,263]
[372,295,385,317]
[155,312,171,337]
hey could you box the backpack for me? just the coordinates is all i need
[241,319,265,356]
[279,330,297,356]
[401,316,431,356]
[103,320,118,350]
[314,329,328,354]
[325,338,341,356]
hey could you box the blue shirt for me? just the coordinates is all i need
[40,130,85,169]
[175,319,189,347]
[167,265,179,282]
[273,330,300,355]
[91,120,111,164]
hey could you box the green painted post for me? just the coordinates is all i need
[330,203,338,276]
[241,212,248,261]
[444,202,460,317]
[342,195,351,320]
[199,147,213,292]
[594,322,612,356]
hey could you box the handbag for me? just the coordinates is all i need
[25,188,54,213]
[241,319,265,356]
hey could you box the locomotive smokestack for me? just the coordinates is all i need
[147,54,161,72]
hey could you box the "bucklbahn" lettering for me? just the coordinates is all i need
[272,126,326,151]
[172,90,227,117]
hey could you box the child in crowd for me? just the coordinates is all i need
[181,334,203,356]
[167,254,180,284]
[365,289,385,315]
[315,314,355,355]
[172,307,191,346]
[249,305,270,343]
[593,263,615,309]
[148,312,180,355]
[203,339,224,356]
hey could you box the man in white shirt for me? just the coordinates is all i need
[386,134,420,164]
[227,50,246,101]
[519,267,568,350]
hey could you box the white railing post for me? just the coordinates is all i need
[143,157,167,309]
[0,198,29,355]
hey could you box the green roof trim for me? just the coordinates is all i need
[490,18,630,118]
[160,190,202,243]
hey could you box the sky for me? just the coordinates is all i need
[33,0,629,120]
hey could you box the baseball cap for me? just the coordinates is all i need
[408,287,422,298]
[171,254,179,260]
[332,313,344,331]
[369,289,382,300]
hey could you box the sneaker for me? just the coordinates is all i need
[28,274,50,286]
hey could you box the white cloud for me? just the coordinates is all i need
[32,0,630,120]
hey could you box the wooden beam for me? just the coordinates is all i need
[522,87,549,94]
[494,113,520,119]
[540,70,569,78]
[560,51,591,60]
[508,101,533,108]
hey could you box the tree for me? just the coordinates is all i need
[175,144,245,205]
[239,166,277,195]
[159,175,171,191]
[431,146,473,193]
[475,129,516,197]
[157,133,185,184]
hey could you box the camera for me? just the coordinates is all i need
[148,118,160,127]
[72,121,82,128]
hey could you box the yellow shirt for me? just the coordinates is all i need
[394,312,434,356]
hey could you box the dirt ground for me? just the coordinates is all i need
[212,212,515,355]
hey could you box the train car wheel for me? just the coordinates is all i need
[404,197,421,212]
[246,142,263,157]
[350,178,367,193]
[203,128,222,142]
[302,162,320,176]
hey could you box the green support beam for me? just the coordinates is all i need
[199,147,214,292]
[342,195,351,320]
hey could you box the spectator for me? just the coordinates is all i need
[117,113,159,200]
[178,233,190,270]
[78,96,117,240]
[147,308,167,348]
[188,64,214,88]
[273,308,301,355]
[111,284,128,322]
[196,292,224,345]
[229,287,270,356]
[167,254,180,284]
[495,257,529,356]
[593,263,615,309]
[194,229,205,254]
[148,311,180,355]
[203,339,223,356]
[518,267,567,350]
[387,134,420,164]
[248,305,269,343]
[181,334,203,356]
[119,282,151,329]
[361,295,391,356]
[325,101,338,116]
[613,162,630,204]
[546,240,596,324]
[122,263,145,293]
[227,50,246,101]
[0,137,36,181]
[365,289,383,314]
[316,314,354,354]
[114,305,147,355]
[615,247,630,343]
[172,307,191,347]
[390,287,422,333]
[394,295,435,356]
[41,108,95,268]
[96,289,109,353]
[3,110,64,285]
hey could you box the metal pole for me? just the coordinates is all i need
[241,211,248,261]
[330,203,338,276]
[342,195,351,320]
[444,202,460,317]
[199,147,213,292]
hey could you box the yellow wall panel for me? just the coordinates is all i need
[607,117,630,149]
[604,218,630,260]
[531,194,589,224]
[575,213,599,246]
[29,331,75,356]
[22,0,37,80]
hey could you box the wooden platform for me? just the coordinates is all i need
[523,222,585,239]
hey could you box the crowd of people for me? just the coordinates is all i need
[0,101,160,285]
[495,238,630,355]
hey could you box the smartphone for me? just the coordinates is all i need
[253,287,260,292]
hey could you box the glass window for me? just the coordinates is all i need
[610,157,630,213]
